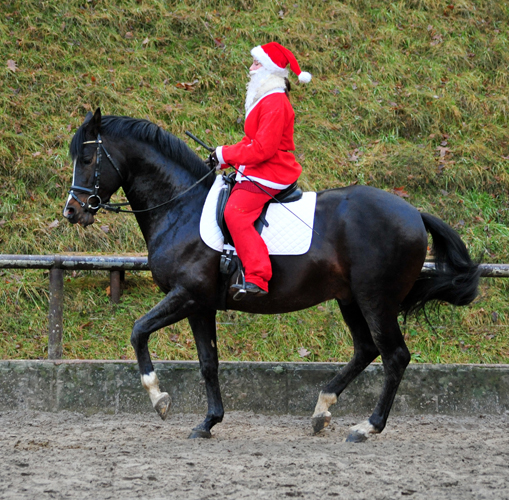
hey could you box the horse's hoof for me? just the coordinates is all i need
[345,431,368,443]
[154,393,171,421]
[188,429,212,439]
[311,411,331,434]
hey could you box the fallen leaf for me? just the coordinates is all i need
[214,38,225,48]
[7,59,17,72]
[393,186,409,198]
[142,37,149,46]
[47,219,59,229]
[298,347,311,358]
[100,225,109,233]
[176,80,199,91]
[32,151,41,157]
[125,31,134,39]
[436,146,451,157]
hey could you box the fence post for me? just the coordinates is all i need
[110,270,121,304]
[48,267,64,360]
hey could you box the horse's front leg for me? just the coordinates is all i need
[130,286,193,421]
[187,310,224,439]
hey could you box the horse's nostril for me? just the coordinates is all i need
[64,206,75,219]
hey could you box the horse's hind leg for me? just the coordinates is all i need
[312,300,380,433]
[346,308,410,443]
[187,310,224,439]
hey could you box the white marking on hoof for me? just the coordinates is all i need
[349,420,377,438]
[141,372,169,409]
[153,393,171,420]
[312,392,338,417]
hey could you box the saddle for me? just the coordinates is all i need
[213,173,304,309]
[216,172,303,248]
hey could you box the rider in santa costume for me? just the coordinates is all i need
[214,42,312,296]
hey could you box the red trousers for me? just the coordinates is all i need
[224,188,276,292]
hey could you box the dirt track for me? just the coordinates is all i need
[0,410,508,499]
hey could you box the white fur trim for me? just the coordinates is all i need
[251,46,288,77]
[235,174,290,190]
[215,146,225,165]
[298,71,312,84]
[246,89,285,119]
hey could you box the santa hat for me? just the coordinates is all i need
[251,42,312,84]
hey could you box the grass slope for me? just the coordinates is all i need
[1,0,508,363]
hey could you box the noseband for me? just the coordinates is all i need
[68,133,124,213]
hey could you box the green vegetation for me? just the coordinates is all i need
[1,0,508,363]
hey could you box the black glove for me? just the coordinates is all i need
[205,151,220,170]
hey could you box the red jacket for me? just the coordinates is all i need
[216,91,302,189]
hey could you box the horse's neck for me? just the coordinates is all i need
[122,157,209,246]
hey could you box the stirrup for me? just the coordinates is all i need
[231,271,246,301]
[231,282,267,300]
[232,286,247,301]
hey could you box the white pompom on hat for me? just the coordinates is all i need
[251,42,312,83]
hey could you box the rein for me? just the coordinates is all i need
[68,134,216,215]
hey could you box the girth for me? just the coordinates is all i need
[215,172,303,247]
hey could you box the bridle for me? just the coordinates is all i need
[68,133,215,215]
[68,133,125,213]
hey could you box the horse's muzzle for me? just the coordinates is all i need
[63,200,95,227]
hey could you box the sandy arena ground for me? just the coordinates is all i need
[0,410,507,499]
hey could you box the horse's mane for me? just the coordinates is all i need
[70,115,210,180]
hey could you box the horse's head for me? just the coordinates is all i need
[63,108,124,227]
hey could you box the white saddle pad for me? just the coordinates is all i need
[200,175,317,255]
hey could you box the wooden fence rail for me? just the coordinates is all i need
[0,254,149,359]
[1,254,508,360]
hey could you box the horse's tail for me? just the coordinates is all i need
[401,212,481,317]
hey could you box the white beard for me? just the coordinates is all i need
[245,68,286,114]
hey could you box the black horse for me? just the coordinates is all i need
[63,109,480,442]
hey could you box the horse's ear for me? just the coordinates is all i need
[91,108,102,135]
[84,108,102,137]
